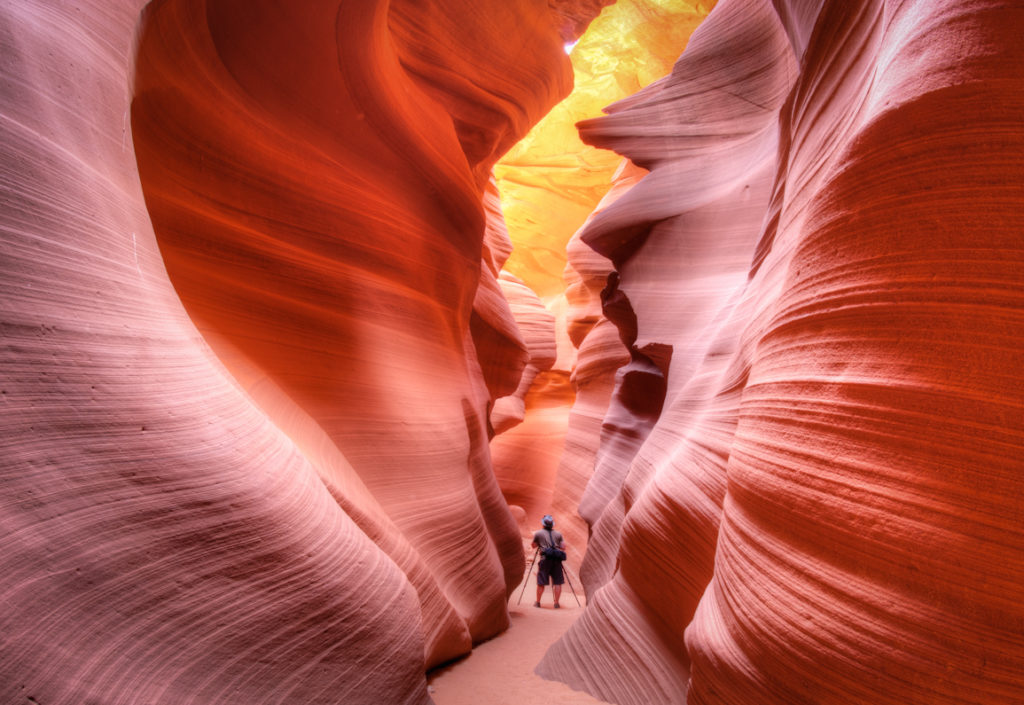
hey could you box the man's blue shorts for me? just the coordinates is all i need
[536,558,564,586]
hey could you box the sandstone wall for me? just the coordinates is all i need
[540,0,1024,703]
[0,1,585,703]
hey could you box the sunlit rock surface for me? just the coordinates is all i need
[490,0,715,566]
[495,0,714,300]
[0,1,590,703]
[541,0,1024,704]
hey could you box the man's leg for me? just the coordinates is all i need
[553,584,562,607]
[536,582,545,606]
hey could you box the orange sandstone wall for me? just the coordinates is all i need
[132,0,574,661]
[541,0,1024,704]
[0,1,589,704]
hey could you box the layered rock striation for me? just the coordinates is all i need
[4,0,1022,704]
[540,1,797,699]
[542,0,1024,704]
[0,1,590,703]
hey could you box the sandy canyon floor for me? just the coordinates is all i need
[428,570,605,705]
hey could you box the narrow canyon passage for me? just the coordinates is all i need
[2,1,1023,705]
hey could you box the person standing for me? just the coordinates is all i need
[532,514,566,608]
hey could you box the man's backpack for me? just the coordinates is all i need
[542,529,566,561]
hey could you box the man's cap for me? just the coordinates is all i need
[542,514,554,528]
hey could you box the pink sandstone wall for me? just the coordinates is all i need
[0,1,595,703]
[540,0,1024,703]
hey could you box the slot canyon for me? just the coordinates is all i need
[1,0,1022,703]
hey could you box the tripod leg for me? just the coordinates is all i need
[562,563,582,606]
[516,548,540,605]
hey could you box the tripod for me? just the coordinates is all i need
[516,547,581,606]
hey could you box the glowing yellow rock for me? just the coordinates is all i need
[494,0,716,299]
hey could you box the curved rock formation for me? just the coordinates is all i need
[687,1,1024,702]
[490,272,558,438]
[541,0,1024,703]
[495,0,713,299]
[539,1,797,699]
[0,2,430,702]
[489,270,568,533]
[0,1,589,703]
[491,0,715,568]
[554,160,641,567]
[132,0,575,658]
[5,0,1022,703]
